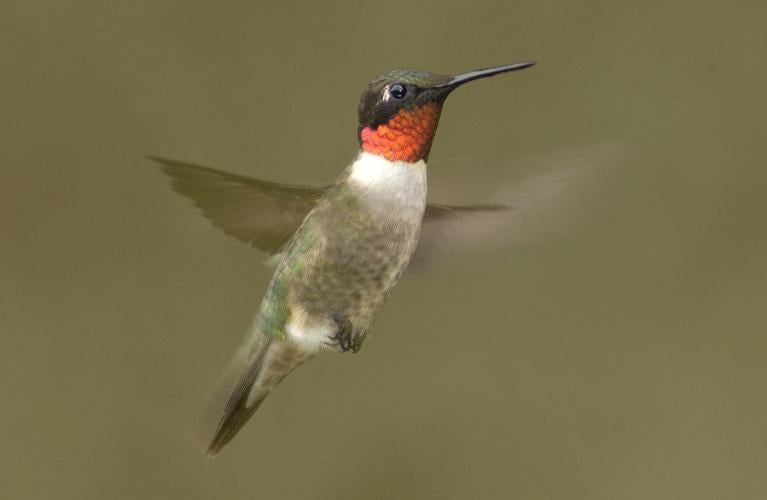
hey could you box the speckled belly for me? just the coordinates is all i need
[291,217,420,333]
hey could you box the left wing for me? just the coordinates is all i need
[150,156,327,254]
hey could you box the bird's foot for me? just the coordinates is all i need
[327,313,363,353]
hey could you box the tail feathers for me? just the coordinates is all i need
[207,394,269,458]
[200,334,313,457]
[204,336,273,458]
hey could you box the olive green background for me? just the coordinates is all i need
[2,2,765,499]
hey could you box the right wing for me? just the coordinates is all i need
[411,144,620,267]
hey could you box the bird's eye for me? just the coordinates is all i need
[389,84,407,99]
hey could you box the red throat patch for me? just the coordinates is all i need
[360,103,442,163]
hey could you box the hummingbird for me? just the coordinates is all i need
[152,62,537,457]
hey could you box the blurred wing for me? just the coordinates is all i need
[414,144,619,267]
[150,156,328,254]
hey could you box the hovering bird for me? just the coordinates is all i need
[153,63,543,457]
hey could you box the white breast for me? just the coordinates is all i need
[348,151,427,215]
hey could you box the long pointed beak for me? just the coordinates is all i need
[439,62,536,90]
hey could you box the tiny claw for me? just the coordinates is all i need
[331,313,355,353]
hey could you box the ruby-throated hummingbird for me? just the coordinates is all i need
[152,62,537,457]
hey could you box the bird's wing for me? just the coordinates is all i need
[150,156,329,254]
[152,144,617,263]
[412,144,619,267]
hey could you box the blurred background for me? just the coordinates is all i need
[2,2,766,499]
